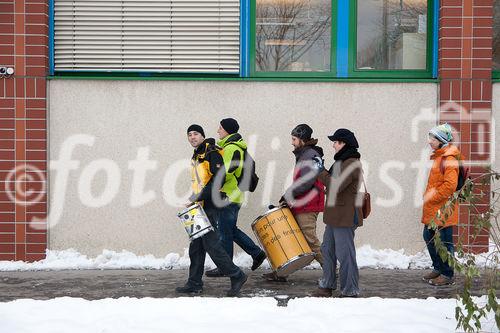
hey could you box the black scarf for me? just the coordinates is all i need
[334,145,361,161]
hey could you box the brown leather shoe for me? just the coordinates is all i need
[429,275,455,286]
[422,270,440,282]
[311,287,333,297]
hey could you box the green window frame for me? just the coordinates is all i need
[250,0,337,78]
[348,0,435,79]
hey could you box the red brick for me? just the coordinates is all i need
[0,223,15,233]
[0,34,14,44]
[441,0,462,6]
[473,27,492,38]
[25,24,47,36]
[0,150,14,160]
[25,253,44,262]
[26,202,46,213]
[26,212,45,222]
[15,78,24,98]
[0,130,14,140]
[26,4,48,15]
[26,140,46,150]
[26,109,45,119]
[35,78,45,98]
[26,99,44,108]
[26,243,46,253]
[0,45,14,55]
[440,38,462,48]
[473,17,493,28]
[26,233,45,243]
[26,130,45,140]
[25,14,47,25]
[25,66,46,76]
[461,81,471,101]
[0,55,14,66]
[5,78,14,98]
[25,78,35,98]
[15,244,26,261]
[26,56,47,67]
[26,45,47,56]
[441,48,462,59]
[0,243,14,253]
[481,82,492,100]
[0,3,14,13]
[472,58,493,69]
[441,7,462,17]
[472,38,492,48]
[26,150,45,160]
[0,233,14,243]
[0,14,14,24]
[0,253,15,260]
[26,119,45,130]
[440,81,451,100]
[26,222,47,233]
[473,7,492,17]
[0,24,14,34]
[25,35,47,46]
[0,119,14,129]
[440,17,462,28]
[440,27,462,38]
[472,48,492,59]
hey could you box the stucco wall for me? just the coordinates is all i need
[48,80,438,256]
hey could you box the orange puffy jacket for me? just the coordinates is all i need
[422,144,461,227]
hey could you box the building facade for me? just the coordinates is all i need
[0,0,498,259]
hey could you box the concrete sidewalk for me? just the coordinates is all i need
[0,268,496,301]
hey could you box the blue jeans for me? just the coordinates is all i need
[218,203,262,259]
[423,225,454,278]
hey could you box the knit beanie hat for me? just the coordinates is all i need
[429,123,453,144]
[291,124,313,141]
[327,128,359,148]
[220,118,239,134]
[187,124,205,137]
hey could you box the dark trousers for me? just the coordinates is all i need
[187,209,241,287]
[217,202,262,259]
[423,225,454,278]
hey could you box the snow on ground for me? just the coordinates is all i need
[0,296,498,333]
[0,244,497,271]
[0,245,433,271]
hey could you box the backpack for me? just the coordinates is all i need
[439,156,470,192]
[228,144,259,192]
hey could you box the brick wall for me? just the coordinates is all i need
[0,0,48,261]
[439,0,493,253]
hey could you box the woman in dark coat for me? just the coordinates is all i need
[313,128,363,297]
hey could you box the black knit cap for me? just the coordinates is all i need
[291,124,313,141]
[220,118,239,134]
[187,124,205,137]
[328,128,359,148]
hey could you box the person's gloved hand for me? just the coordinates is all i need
[312,156,325,172]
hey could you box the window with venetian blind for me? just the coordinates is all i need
[54,0,240,73]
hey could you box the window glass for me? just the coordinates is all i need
[357,0,428,70]
[255,0,332,72]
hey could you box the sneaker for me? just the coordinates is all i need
[251,251,266,271]
[429,275,455,286]
[422,270,440,282]
[311,287,333,297]
[262,272,287,282]
[175,284,203,294]
[339,293,359,298]
[205,268,226,278]
[227,271,248,297]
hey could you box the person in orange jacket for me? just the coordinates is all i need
[422,123,460,286]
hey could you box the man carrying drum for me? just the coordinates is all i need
[175,124,247,297]
[263,124,325,282]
